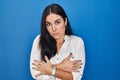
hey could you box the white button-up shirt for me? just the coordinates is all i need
[30,35,85,80]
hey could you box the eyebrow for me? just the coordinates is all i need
[55,19,61,21]
[45,19,61,23]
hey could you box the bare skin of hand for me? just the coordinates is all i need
[32,53,83,77]
[32,56,52,77]
[56,53,83,72]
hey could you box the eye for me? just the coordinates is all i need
[55,20,61,25]
[46,22,51,27]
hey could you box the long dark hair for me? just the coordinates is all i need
[40,3,73,61]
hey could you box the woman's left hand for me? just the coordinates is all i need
[32,56,52,77]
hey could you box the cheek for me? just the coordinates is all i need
[59,24,66,31]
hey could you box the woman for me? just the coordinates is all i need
[30,3,85,80]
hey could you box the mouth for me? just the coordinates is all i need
[52,33,59,37]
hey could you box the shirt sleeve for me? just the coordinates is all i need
[30,35,53,80]
[30,35,41,79]
[72,37,86,80]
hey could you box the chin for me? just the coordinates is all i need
[52,36,60,40]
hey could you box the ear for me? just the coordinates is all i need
[65,18,67,26]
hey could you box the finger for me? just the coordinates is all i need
[65,53,73,60]
[32,67,40,71]
[72,69,80,72]
[72,60,81,64]
[72,61,83,66]
[72,63,82,69]
[32,66,44,72]
[73,65,82,69]
[34,60,42,64]
[32,61,41,66]
[80,63,83,65]
[72,61,82,70]
[74,62,83,66]
[73,62,83,69]
[75,63,83,67]
[45,55,50,63]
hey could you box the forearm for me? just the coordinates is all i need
[55,69,73,80]
[52,64,73,80]
[55,64,62,70]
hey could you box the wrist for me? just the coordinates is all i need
[55,63,63,70]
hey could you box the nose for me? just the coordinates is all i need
[52,25,56,32]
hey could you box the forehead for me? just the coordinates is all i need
[46,13,63,22]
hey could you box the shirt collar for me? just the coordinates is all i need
[64,35,71,41]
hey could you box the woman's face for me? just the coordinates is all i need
[45,13,67,40]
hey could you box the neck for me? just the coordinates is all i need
[56,35,65,44]
[56,35,65,53]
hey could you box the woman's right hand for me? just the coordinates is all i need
[56,53,83,72]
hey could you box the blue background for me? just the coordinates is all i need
[0,0,120,80]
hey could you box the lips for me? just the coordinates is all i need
[52,33,59,36]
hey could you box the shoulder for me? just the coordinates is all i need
[33,34,40,42]
[35,34,40,40]
[70,35,84,44]
[32,34,40,46]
